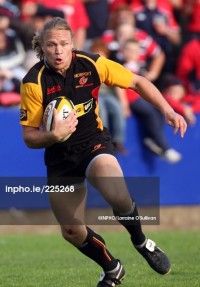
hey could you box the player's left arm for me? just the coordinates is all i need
[95,56,187,137]
[130,74,187,138]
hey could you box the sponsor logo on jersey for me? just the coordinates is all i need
[76,82,93,88]
[75,99,93,117]
[74,71,92,78]
[74,71,93,88]
[91,144,106,153]
[47,85,61,95]
[20,109,27,121]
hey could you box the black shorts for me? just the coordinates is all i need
[47,135,116,187]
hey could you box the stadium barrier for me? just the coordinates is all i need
[1,107,199,209]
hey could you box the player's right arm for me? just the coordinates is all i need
[20,79,77,149]
[22,109,78,149]
[22,110,78,149]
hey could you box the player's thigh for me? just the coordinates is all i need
[48,185,87,225]
[87,154,132,212]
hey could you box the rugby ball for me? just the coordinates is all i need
[43,96,75,142]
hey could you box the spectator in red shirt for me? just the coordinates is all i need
[161,74,200,125]
[0,5,25,106]
[20,0,90,49]
[181,0,200,41]
[176,37,200,95]
[102,5,165,83]
[109,0,141,11]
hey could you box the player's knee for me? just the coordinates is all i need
[61,225,87,247]
[61,225,78,241]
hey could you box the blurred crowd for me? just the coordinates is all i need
[1,0,200,163]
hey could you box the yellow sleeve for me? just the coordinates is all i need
[20,82,43,127]
[95,56,134,88]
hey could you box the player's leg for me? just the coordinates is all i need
[48,184,88,246]
[87,154,146,245]
[47,148,126,286]
[87,154,171,280]
[49,182,124,285]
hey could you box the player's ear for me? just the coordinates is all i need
[71,40,75,50]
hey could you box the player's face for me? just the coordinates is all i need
[42,29,74,75]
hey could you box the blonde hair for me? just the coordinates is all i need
[32,17,73,60]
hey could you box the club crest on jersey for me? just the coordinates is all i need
[74,71,93,88]
[79,76,88,85]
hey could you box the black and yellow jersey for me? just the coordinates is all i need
[20,50,133,148]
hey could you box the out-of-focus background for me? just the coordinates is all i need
[0,2,200,287]
[0,0,200,228]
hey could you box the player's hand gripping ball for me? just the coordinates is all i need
[43,96,75,142]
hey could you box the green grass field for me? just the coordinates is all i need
[0,230,199,287]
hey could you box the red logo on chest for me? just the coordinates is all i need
[79,76,88,85]
[47,85,61,95]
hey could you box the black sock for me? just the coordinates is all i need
[113,203,146,246]
[78,226,118,272]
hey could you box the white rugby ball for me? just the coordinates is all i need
[43,96,75,142]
